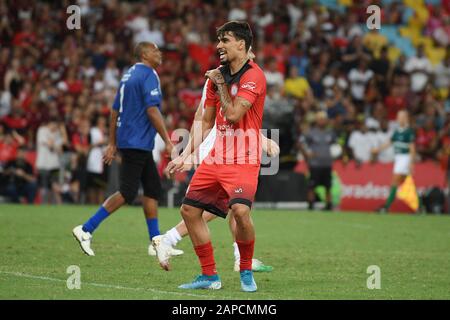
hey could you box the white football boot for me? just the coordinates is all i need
[72,225,95,256]
[152,235,172,271]
[148,243,184,256]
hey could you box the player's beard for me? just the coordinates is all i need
[219,56,229,66]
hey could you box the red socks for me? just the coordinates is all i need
[194,242,217,276]
[236,239,255,271]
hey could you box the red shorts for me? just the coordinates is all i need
[183,163,260,218]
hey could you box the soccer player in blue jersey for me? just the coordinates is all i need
[72,42,174,257]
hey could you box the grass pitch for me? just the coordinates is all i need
[0,204,449,300]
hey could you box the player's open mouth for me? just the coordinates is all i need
[218,50,227,60]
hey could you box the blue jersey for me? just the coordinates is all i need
[112,63,162,151]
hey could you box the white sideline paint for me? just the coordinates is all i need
[0,270,224,299]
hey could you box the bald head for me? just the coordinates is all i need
[134,42,162,68]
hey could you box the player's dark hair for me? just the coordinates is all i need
[134,42,152,61]
[217,21,253,52]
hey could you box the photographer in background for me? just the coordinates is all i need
[36,117,67,204]
[3,147,37,203]
[299,111,336,211]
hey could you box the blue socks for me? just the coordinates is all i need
[146,218,160,240]
[82,206,110,234]
[81,206,159,240]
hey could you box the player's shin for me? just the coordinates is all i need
[384,185,398,210]
[194,242,217,276]
[232,205,255,271]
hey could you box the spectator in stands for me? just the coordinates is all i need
[71,119,91,203]
[416,117,439,161]
[298,111,336,211]
[404,45,433,93]
[86,116,108,204]
[3,147,37,203]
[362,29,388,59]
[284,65,313,103]
[264,57,284,88]
[35,118,66,204]
[433,52,450,100]
[348,121,376,163]
[348,58,374,112]
[373,120,395,163]
[369,46,392,97]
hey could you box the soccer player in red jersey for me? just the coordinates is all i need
[164,21,266,292]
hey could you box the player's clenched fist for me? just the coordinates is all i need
[205,69,225,85]
[266,138,280,157]
[103,144,117,165]
[164,156,186,177]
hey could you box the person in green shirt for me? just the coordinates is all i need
[372,110,417,213]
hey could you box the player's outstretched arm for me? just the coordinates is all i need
[205,69,251,123]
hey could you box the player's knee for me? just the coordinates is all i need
[230,204,250,221]
[180,204,196,220]
[119,188,137,205]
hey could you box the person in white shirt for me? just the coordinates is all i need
[348,59,374,108]
[433,53,450,98]
[348,122,377,163]
[264,57,284,88]
[36,118,66,204]
[373,120,395,163]
[404,45,432,93]
[228,1,247,21]
[87,116,108,204]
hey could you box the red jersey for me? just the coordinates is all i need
[204,60,266,165]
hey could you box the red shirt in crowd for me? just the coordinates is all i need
[416,127,437,149]
[0,137,19,163]
[384,95,406,120]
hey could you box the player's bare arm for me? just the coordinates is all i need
[165,104,216,175]
[146,106,174,156]
[103,109,119,165]
[260,134,280,157]
[205,69,252,123]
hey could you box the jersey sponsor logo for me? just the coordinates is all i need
[234,187,243,194]
[231,84,238,96]
[241,81,256,91]
[151,88,159,96]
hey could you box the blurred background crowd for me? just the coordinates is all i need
[0,0,449,205]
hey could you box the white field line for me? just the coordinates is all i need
[0,270,234,299]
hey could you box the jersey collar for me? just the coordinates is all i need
[219,60,252,85]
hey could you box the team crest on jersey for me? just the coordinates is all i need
[241,81,256,91]
[231,84,238,96]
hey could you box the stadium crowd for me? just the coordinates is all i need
[0,0,449,204]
